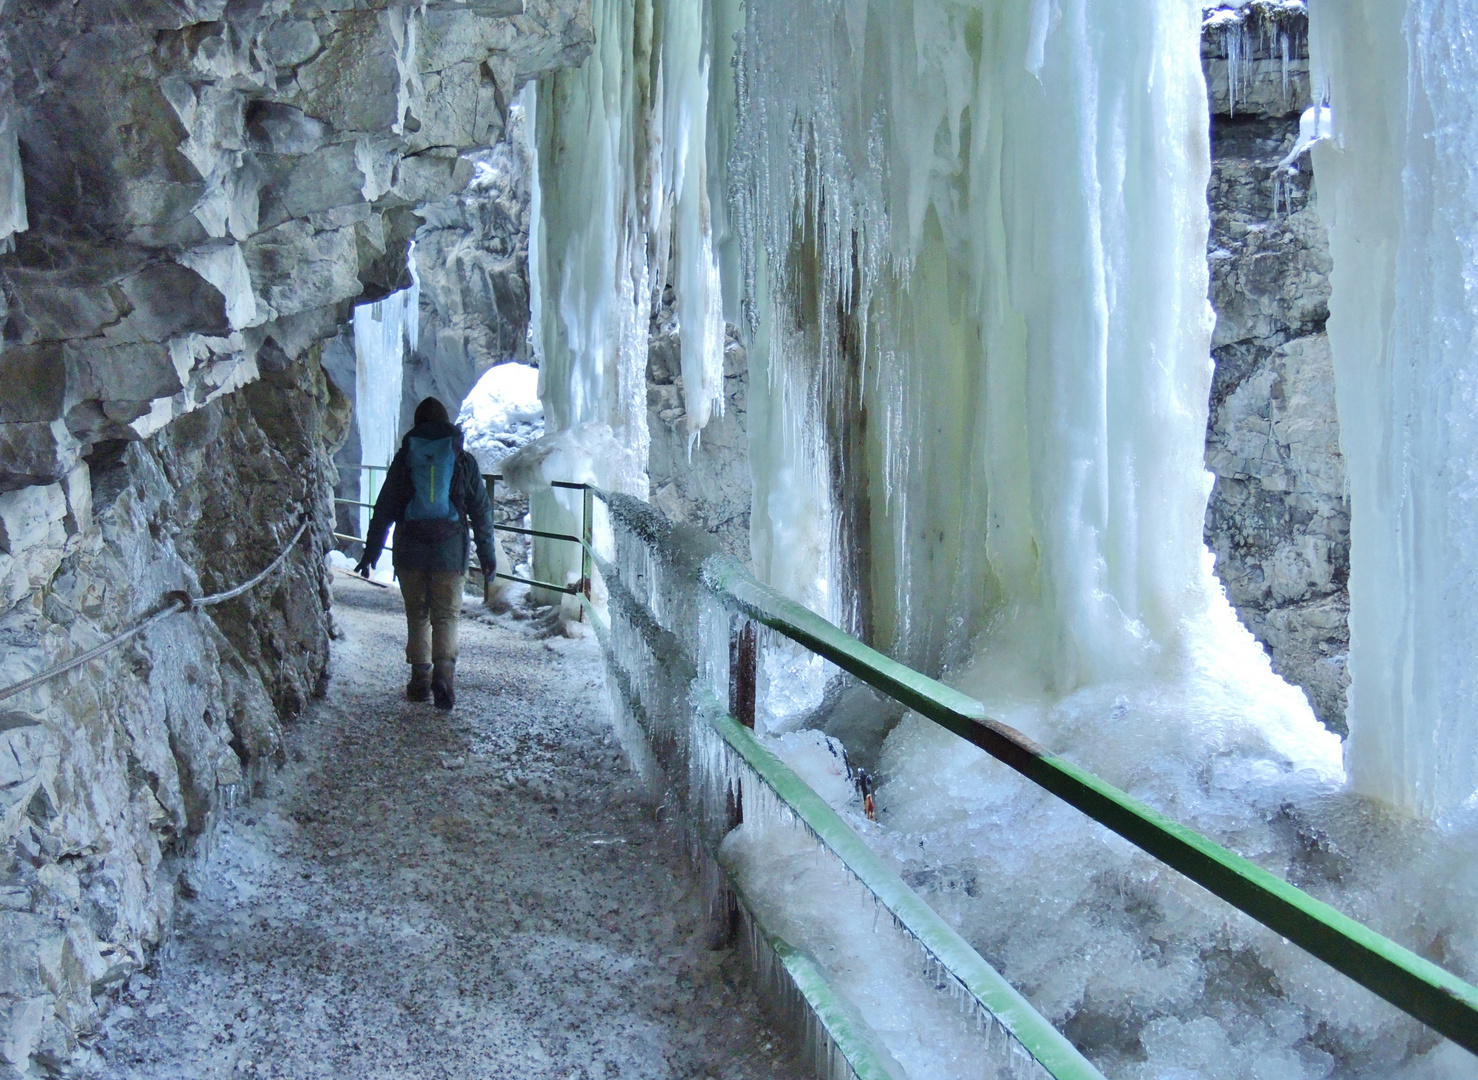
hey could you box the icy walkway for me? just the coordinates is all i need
[90,579,804,1080]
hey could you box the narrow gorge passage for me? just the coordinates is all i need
[86,580,802,1080]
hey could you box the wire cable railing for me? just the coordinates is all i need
[0,517,311,704]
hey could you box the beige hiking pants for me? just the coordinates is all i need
[399,569,464,665]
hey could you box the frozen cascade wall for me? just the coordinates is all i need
[531,0,1270,677]
[528,0,732,458]
[729,0,1320,709]
[353,276,416,577]
[1309,1,1478,819]
[526,0,1478,1076]
[520,0,739,590]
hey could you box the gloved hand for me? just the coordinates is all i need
[481,564,499,609]
[353,559,371,579]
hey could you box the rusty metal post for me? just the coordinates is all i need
[580,484,594,607]
[729,618,757,729]
[480,473,497,588]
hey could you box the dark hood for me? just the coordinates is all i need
[402,419,463,447]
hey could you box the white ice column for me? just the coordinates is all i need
[734,0,1217,679]
[526,0,736,587]
[1311,0,1478,817]
[354,278,417,577]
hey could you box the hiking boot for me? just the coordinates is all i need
[406,664,433,702]
[432,660,456,711]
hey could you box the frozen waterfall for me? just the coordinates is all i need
[523,1,1477,1075]
[353,270,418,580]
[527,0,1328,706]
[521,0,736,590]
[1310,0,1478,820]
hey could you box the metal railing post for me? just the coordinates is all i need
[581,484,594,609]
[729,617,757,729]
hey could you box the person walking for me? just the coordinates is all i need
[356,396,497,710]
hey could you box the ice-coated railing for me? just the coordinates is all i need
[584,492,1105,1080]
[579,488,1478,1076]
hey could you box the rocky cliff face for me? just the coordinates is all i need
[1201,3,1349,733]
[0,354,345,1076]
[403,106,533,430]
[646,290,752,561]
[0,2,590,1072]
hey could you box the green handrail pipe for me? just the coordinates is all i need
[699,549,1478,1057]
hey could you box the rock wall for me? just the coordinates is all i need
[0,2,591,1072]
[1201,4,1350,733]
[646,289,752,561]
[403,105,534,429]
[0,352,346,1076]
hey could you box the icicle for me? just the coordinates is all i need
[1310,0,1478,817]
[1227,15,1243,117]
[352,258,417,580]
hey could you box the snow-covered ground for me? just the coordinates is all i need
[458,362,544,474]
[87,578,803,1080]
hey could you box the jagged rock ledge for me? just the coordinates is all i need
[0,2,591,1072]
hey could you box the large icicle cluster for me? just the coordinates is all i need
[527,0,733,470]
[527,1,1477,1075]
[353,278,417,578]
[521,0,739,588]
[1309,1,1478,820]
[733,0,1263,690]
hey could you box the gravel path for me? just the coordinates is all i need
[90,578,804,1080]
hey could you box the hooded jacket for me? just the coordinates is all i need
[362,419,497,576]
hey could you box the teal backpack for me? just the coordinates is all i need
[405,436,461,529]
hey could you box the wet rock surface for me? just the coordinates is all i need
[646,292,751,561]
[1201,7,1349,734]
[404,111,535,429]
[1,355,342,1075]
[87,579,802,1080]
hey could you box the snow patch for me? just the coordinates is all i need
[457,362,544,473]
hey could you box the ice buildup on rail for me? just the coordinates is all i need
[1308,0,1478,820]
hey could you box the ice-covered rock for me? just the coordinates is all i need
[1202,1,1311,117]
[457,361,544,473]
[645,289,751,559]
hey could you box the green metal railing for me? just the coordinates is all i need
[584,489,1478,1067]
[694,683,1101,1080]
[332,463,1478,1067]
[332,464,592,600]
[578,594,915,1080]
